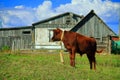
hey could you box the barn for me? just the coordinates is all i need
[32,12,83,49]
[0,10,116,53]
[0,26,32,50]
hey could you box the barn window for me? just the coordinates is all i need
[66,16,71,25]
[22,31,31,34]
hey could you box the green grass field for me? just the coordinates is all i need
[0,50,120,80]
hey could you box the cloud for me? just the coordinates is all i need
[56,0,120,22]
[15,5,25,9]
[0,0,119,31]
[36,1,59,20]
[0,1,58,28]
[0,8,37,27]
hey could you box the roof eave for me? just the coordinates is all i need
[0,26,32,30]
[70,10,116,35]
[32,12,83,26]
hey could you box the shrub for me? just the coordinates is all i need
[1,45,10,52]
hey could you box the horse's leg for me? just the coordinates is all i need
[92,55,96,70]
[87,54,92,69]
[69,48,76,67]
[87,53,96,70]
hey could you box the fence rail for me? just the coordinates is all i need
[0,36,32,50]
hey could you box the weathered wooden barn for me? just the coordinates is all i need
[71,10,116,53]
[0,26,32,50]
[32,12,83,49]
[0,10,116,53]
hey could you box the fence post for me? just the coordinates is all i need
[60,41,64,64]
[108,36,111,54]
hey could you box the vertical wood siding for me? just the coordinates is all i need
[0,28,32,50]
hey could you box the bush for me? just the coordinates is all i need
[1,45,10,52]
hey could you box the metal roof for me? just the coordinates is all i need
[32,12,84,26]
[70,10,116,35]
[0,26,32,31]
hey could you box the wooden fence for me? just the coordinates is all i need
[96,36,111,54]
[0,35,32,51]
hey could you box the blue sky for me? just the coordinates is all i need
[0,0,120,34]
[0,0,71,8]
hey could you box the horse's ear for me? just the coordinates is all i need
[56,28,60,30]
[56,28,61,33]
[57,28,62,31]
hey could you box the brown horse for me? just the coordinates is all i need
[52,28,103,70]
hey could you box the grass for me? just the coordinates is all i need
[0,50,120,80]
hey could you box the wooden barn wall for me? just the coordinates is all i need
[0,28,32,50]
[77,16,115,37]
[35,14,81,28]
[76,16,115,53]
[33,14,82,49]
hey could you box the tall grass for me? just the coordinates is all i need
[0,51,120,80]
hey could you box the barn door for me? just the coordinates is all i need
[22,35,32,49]
[11,36,23,51]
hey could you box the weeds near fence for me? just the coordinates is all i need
[0,45,10,52]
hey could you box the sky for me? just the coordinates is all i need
[0,0,120,34]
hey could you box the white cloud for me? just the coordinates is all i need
[57,0,119,18]
[0,8,37,27]
[15,5,24,9]
[0,0,119,30]
[36,1,58,20]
